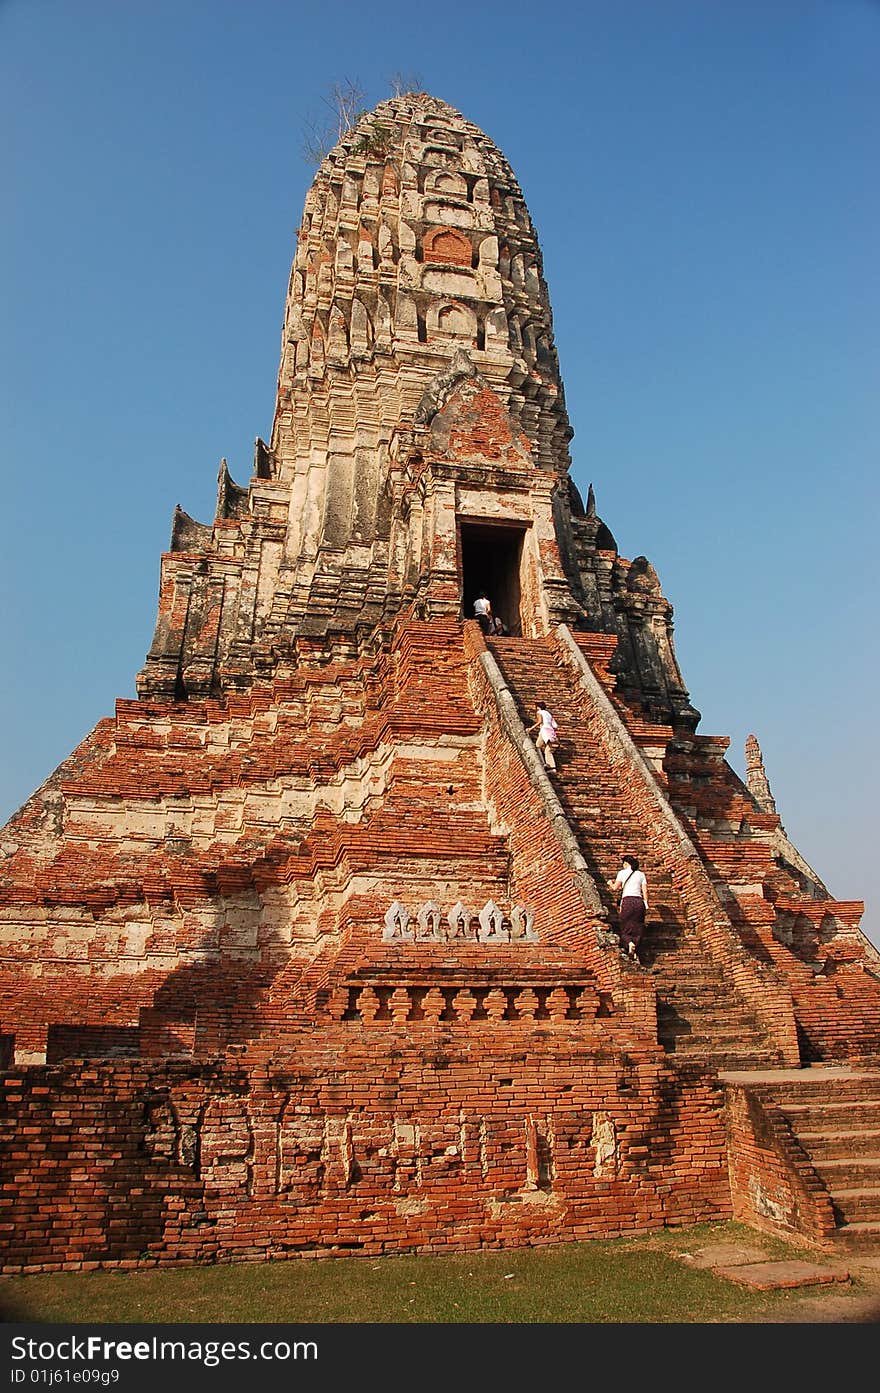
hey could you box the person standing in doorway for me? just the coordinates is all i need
[527,701,558,770]
[608,854,648,962]
[473,592,492,634]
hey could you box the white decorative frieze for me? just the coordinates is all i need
[382,900,537,943]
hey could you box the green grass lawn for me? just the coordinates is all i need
[0,1221,855,1325]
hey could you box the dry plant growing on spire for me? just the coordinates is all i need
[300,78,368,164]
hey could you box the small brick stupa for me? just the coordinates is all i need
[3,95,880,1273]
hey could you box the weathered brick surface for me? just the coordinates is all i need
[656,721,880,1064]
[724,1081,838,1244]
[0,1046,731,1273]
[1,93,878,1269]
[723,1071,880,1245]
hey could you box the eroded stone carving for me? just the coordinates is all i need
[447,900,475,939]
[591,1111,618,1178]
[745,733,778,817]
[383,901,412,941]
[382,900,537,943]
[748,1176,794,1227]
[416,900,442,938]
[510,904,537,942]
[478,899,504,940]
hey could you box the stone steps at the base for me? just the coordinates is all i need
[632,911,690,926]
[813,1157,880,1187]
[658,1016,759,1039]
[491,639,779,1066]
[658,994,752,1015]
[644,952,719,971]
[651,978,725,996]
[654,968,734,986]
[645,956,708,973]
[559,804,639,825]
[780,1100,880,1129]
[798,1128,880,1159]
[665,1033,779,1055]
[830,1220,880,1249]
[646,939,704,956]
[654,983,738,1003]
[828,1185,880,1223]
[669,1048,783,1070]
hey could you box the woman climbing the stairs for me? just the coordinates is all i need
[609,854,649,963]
[527,701,559,771]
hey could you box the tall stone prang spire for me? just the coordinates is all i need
[136,94,697,730]
[745,732,779,817]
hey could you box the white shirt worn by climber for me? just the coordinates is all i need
[537,707,557,743]
[529,704,558,771]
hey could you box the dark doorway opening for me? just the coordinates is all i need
[459,520,525,636]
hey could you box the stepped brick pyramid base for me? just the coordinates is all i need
[2,618,880,1272]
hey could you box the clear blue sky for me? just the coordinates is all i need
[2,0,878,945]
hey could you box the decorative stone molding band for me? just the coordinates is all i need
[382,899,537,943]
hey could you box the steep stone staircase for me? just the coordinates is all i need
[488,635,786,1071]
[742,1070,880,1249]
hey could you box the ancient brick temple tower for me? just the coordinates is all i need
[3,95,880,1273]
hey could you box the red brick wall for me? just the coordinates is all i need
[0,1045,731,1273]
[724,1084,836,1244]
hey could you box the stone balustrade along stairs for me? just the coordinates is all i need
[488,634,786,1071]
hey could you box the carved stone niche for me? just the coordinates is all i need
[428,300,477,343]
[383,901,412,941]
[424,227,472,267]
[478,899,504,941]
[425,169,469,200]
[199,1096,253,1192]
[447,901,476,940]
[416,901,442,938]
